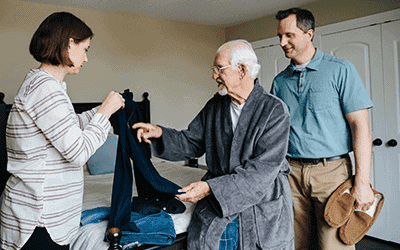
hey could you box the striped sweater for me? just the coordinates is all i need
[0,69,111,250]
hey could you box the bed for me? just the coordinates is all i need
[0,91,206,250]
[72,159,206,250]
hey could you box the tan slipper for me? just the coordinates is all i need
[324,177,355,228]
[339,189,384,245]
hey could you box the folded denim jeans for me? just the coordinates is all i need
[81,206,176,248]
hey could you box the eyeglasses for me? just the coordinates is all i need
[211,65,231,73]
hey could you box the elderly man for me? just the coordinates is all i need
[133,40,294,250]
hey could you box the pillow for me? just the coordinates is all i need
[87,134,118,175]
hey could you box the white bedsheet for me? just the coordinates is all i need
[70,160,207,250]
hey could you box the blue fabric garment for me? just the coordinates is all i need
[81,206,111,226]
[81,207,176,248]
[219,217,239,250]
[120,211,176,248]
[272,48,373,158]
[106,89,184,236]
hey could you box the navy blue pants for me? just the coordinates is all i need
[106,90,183,234]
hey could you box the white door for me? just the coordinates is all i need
[381,20,400,243]
[321,23,400,243]
[254,45,289,92]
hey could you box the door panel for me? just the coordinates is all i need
[254,45,289,92]
[381,20,400,244]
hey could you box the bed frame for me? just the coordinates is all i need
[0,91,188,250]
[72,90,150,124]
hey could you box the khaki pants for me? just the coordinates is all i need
[287,156,355,250]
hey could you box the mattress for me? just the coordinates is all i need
[70,159,207,250]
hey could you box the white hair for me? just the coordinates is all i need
[216,39,261,79]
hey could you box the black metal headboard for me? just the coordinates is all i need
[72,90,150,133]
[2,90,150,123]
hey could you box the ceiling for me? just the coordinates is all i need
[20,0,317,27]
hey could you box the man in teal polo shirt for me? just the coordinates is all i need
[271,8,375,250]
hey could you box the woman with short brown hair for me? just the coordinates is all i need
[0,12,124,250]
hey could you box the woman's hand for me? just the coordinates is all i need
[97,91,125,119]
[132,122,162,144]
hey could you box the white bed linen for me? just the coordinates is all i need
[70,159,207,250]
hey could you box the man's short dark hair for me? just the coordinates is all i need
[29,12,93,66]
[276,8,315,33]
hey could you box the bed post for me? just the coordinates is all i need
[106,227,122,250]
[142,92,150,123]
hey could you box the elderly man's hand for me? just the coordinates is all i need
[176,181,211,204]
[132,122,162,144]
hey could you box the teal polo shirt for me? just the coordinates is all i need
[271,48,373,158]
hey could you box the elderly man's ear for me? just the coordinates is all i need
[239,64,247,79]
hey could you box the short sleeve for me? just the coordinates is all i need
[338,62,373,114]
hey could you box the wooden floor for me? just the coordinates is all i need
[356,236,400,250]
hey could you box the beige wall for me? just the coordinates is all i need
[3,0,399,130]
[226,0,400,42]
[0,0,225,129]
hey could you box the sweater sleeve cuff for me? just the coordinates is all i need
[91,112,111,134]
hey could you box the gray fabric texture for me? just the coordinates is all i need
[151,80,295,249]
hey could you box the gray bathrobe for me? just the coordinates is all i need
[151,80,294,249]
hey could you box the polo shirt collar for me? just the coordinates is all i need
[288,48,323,76]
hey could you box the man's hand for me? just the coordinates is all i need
[131,122,162,144]
[346,109,374,211]
[176,181,211,204]
[351,183,375,211]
